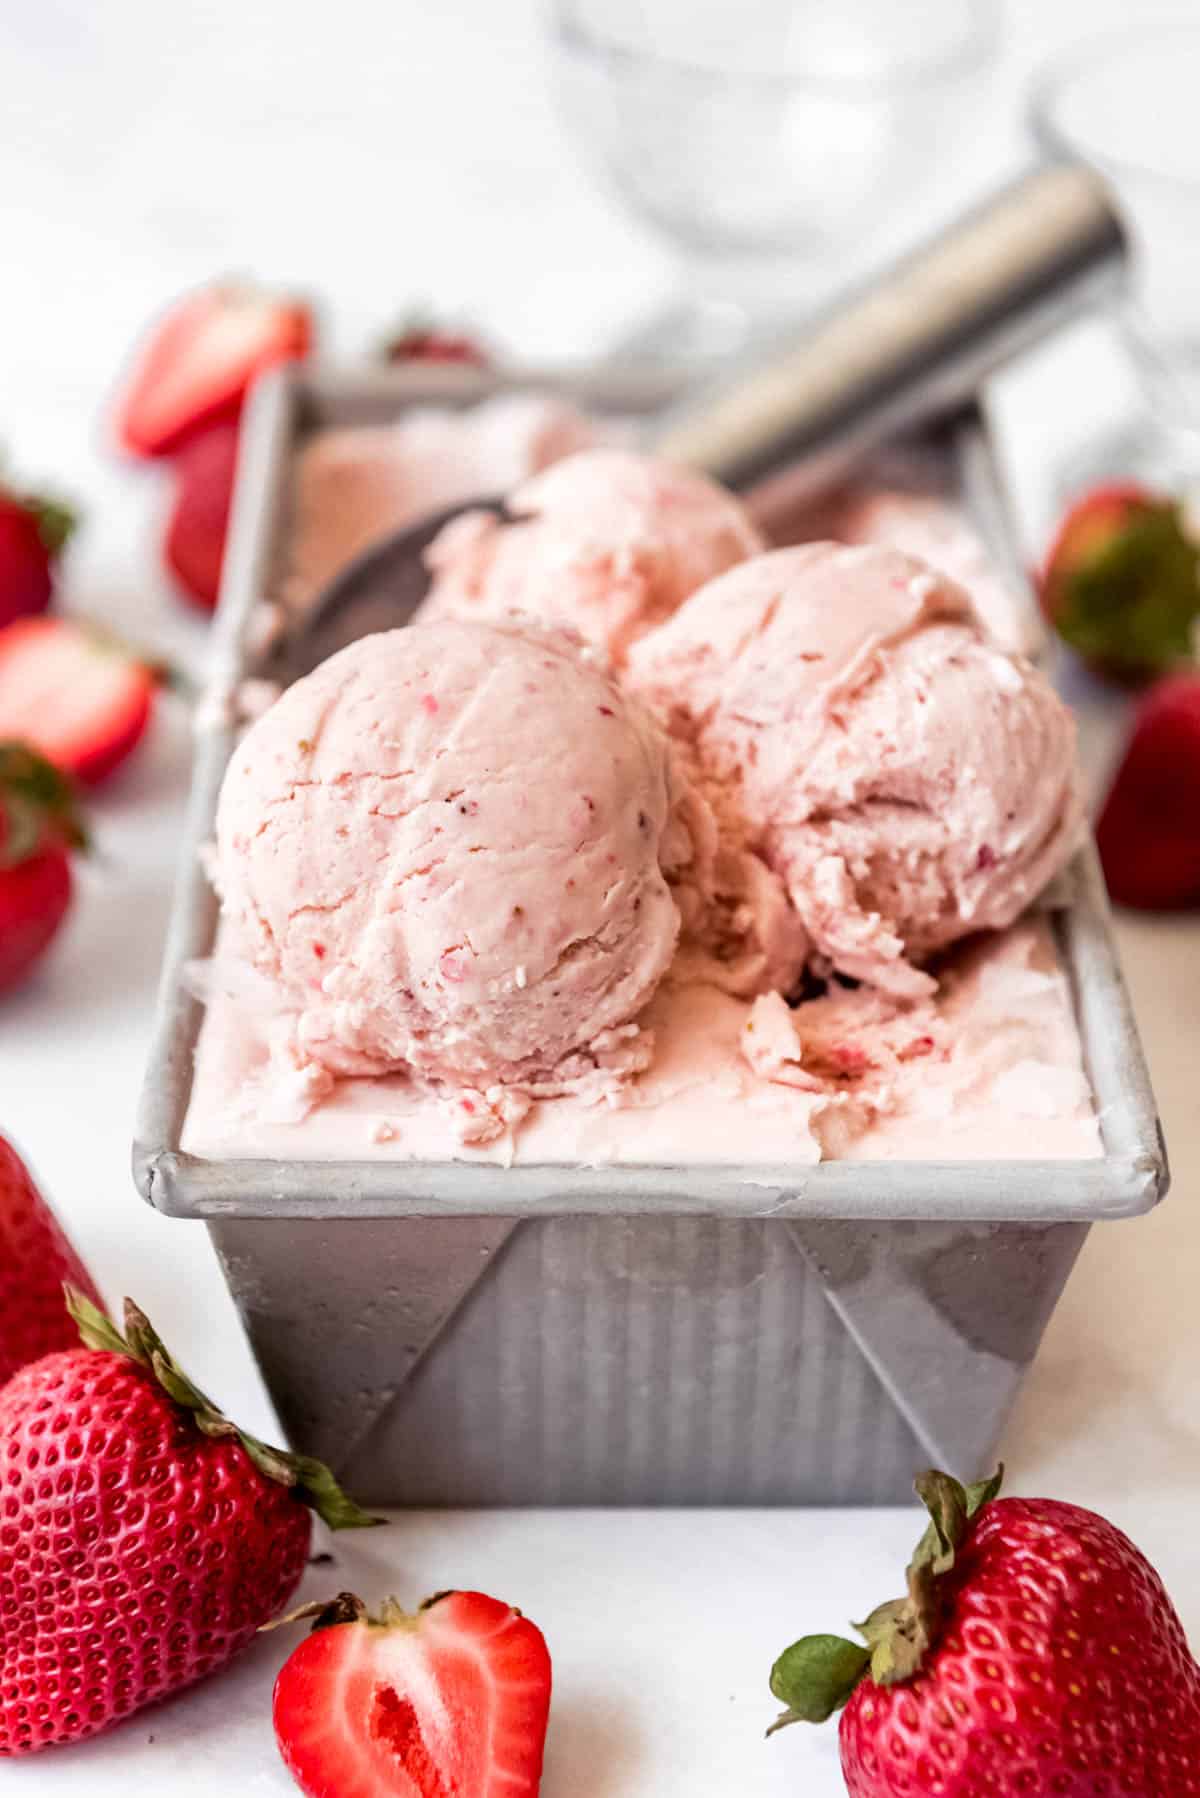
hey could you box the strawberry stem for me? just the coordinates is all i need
[0,742,87,863]
[262,1590,458,1638]
[64,1288,383,1531]
[262,1592,370,1635]
[29,495,77,556]
[767,1465,1004,1736]
[1052,498,1200,678]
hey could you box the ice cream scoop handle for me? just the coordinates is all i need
[653,162,1126,492]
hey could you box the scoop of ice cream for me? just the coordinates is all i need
[215,617,691,1098]
[747,459,1033,653]
[631,543,1082,997]
[420,448,765,665]
[825,487,1032,654]
[282,394,603,611]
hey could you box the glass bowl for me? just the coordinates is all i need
[1031,23,1200,447]
[549,0,1000,359]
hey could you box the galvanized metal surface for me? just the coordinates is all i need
[206,1211,1089,1504]
[133,364,1167,1504]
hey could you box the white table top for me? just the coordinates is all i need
[3,0,1199,1791]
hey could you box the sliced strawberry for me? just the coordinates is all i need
[1038,480,1200,683]
[0,487,76,628]
[0,617,157,787]
[273,1589,551,1798]
[0,740,85,992]
[1096,672,1200,910]
[115,282,314,459]
[164,416,240,611]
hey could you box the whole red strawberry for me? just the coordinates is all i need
[383,314,490,367]
[163,416,240,611]
[1096,673,1200,910]
[0,1292,378,1755]
[0,486,75,628]
[769,1467,1200,1795]
[273,1588,551,1796]
[1039,480,1200,683]
[0,740,86,993]
[0,1135,101,1382]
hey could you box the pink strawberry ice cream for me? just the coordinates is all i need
[420,448,765,665]
[185,428,1100,1170]
[747,450,1034,652]
[184,914,1098,1164]
[214,616,697,1131]
[631,543,1082,998]
[282,394,602,612]
[814,487,1029,653]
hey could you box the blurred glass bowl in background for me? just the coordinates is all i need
[550,0,999,360]
[1032,25,1200,461]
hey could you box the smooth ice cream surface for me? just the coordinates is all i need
[281,394,603,611]
[631,544,1082,998]
[214,617,696,1115]
[182,915,1100,1164]
[419,448,765,664]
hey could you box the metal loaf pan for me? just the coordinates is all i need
[133,364,1168,1506]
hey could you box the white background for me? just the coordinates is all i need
[2,1,1200,1792]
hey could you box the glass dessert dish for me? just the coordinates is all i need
[1031,23,1200,470]
[549,0,1000,360]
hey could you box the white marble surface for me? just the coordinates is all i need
[2,0,1199,1792]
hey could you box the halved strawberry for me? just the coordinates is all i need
[0,740,85,992]
[0,617,158,787]
[1038,480,1200,683]
[272,1589,552,1797]
[115,282,314,459]
[163,416,240,611]
[1096,672,1200,910]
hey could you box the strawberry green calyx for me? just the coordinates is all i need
[855,1466,1003,1685]
[767,1636,871,1731]
[266,1589,470,1638]
[65,1289,382,1532]
[265,1592,372,1636]
[1046,493,1200,680]
[266,1591,439,1636]
[0,741,87,865]
[767,1466,1003,1737]
[28,495,77,557]
[0,471,76,554]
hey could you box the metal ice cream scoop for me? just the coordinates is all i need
[283,162,1124,678]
